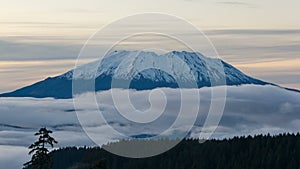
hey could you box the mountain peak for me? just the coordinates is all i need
[0,50,268,99]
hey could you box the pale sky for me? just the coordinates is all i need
[0,0,300,92]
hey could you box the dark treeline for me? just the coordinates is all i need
[51,133,300,169]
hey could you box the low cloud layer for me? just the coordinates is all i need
[0,85,299,168]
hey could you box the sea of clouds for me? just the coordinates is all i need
[0,84,299,168]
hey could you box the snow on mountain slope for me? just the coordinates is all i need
[62,50,265,84]
[0,50,269,99]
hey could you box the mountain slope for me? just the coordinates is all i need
[0,50,269,99]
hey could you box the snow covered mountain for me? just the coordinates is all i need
[0,50,269,99]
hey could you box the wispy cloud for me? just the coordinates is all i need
[0,40,80,61]
[217,1,257,8]
[0,28,300,92]
[0,21,70,26]
[205,29,300,35]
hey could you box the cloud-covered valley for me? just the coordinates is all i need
[0,85,299,168]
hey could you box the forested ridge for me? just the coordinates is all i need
[50,133,300,169]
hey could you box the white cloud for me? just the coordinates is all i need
[0,85,299,168]
[0,145,29,169]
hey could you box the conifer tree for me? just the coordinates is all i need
[24,127,58,169]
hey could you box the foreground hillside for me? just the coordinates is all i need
[50,133,300,169]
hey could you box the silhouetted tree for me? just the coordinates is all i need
[24,127,58,169]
